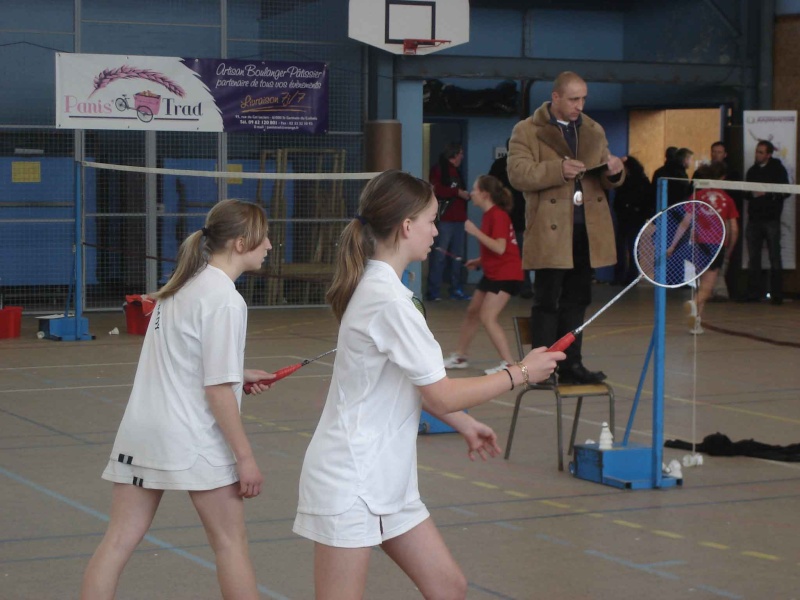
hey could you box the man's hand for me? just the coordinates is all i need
[607,154,624,176]
[562,158,586,180]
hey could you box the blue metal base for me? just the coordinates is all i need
[569,442,682,490]
[37,315,94,342]
[419,410,458,434]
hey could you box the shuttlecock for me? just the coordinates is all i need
[584,439,596,445]
[667,459,683,479]
[108,327,119,335]
[598,422,614,450]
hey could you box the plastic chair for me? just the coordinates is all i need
[504,316,615,471]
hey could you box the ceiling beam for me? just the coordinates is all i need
[395,55,751,88]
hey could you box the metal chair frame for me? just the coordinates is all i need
[504,316,615,471]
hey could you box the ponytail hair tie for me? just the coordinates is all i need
[354,214,368,226]
[201,227,210,237]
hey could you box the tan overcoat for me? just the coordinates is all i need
[507,102,624,270]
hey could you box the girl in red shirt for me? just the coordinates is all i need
[444,175,524,374]
[667,162,740,334]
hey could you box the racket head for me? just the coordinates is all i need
[634,199,725,288]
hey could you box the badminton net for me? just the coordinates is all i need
[81,154,380,309]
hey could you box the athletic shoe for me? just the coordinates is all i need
[484,361,511,376]
[449,289,471,300]
[443,353,469,369]
[689,317,704,335]
[683,299,697,328]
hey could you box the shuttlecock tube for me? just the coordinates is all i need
[598,422,614,450]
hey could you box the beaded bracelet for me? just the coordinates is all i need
[502,367,514,391]
[515,361,529,386]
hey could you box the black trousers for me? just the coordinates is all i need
[530,223,592,366]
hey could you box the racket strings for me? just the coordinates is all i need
[635,201,726,288]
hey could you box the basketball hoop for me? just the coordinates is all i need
[402,39,451,55]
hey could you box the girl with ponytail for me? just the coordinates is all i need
[82,199,275,600]
[295,170,564,598]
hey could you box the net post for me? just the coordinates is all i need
[652,177,669,486]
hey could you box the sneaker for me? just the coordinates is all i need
[443,353,469,369]
[683,299,697,328]
[689,316,704,335]
[484,361,511,375]
[449,289,472,300]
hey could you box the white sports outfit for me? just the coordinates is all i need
[102,265,247,490]
[294,260,446,545]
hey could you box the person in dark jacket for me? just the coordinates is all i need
[612,155,652,285]
[744,140,789,305]
[651,147,693,208]
[426,142,471,301]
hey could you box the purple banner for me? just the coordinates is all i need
[184,58,329,134]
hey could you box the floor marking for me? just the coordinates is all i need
[534,533,573,547]
[417,464,435,471]
[503,490,529,498]
[613,519,643,529]
[539,499,570,509]
[692,584,744,599]
[700,541,730,550]
[441,471,465,480]
[296,432,312,438]
[0,466,289,600]
[652,530,685,539]
[471,481,499,490]
[740,550,780,561]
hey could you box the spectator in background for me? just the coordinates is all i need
[426,142,471,301]
[709,140,742,301]
[744,140,789,305]
[612,155,652,286]
[489,140,533,298]
[651,146,692,207]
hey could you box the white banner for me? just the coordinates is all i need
[742,110,796,269]
[56,53,223,131]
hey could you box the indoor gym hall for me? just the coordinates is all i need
[1,284,798,599]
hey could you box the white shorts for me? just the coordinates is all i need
[293,497,430,548]
[101,454,238,491]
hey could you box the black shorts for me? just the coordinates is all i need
[701,243,724,271]
[477,277,521,296]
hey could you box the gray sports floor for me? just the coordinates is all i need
[1,283,798,599]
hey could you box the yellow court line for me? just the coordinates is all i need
[700,541,730,550]
[540,500,571,509]
[613,520,644,529]
[441,471,465,480]
[297,432,312,438]
[504,490,530,498]
[471,481,499,490]
[652,530,685,539]
[741,551,780,561]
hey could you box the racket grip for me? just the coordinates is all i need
[548,333,575,353]
[243,363,302,394]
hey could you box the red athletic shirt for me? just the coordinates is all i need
[429,163,468,222]
[480,206,523,281]
[689,189,739,244]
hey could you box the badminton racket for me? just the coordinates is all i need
[434,247,463,262]
[243,348,336,393]
[548,200,725,352]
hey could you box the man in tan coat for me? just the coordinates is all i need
[508,72,624,384]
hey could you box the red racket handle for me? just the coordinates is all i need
[548,332,576,353]
[243,363,303,394]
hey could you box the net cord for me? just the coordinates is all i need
[81,160,382,181]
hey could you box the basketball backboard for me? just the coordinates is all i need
[349,0,469,55]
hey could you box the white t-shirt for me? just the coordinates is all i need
[297,260,446,516]
[109,265,247,470]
